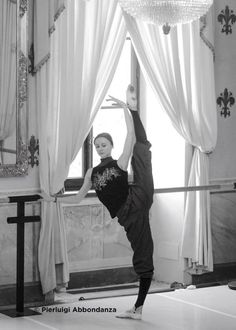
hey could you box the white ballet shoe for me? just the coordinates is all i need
[116,305,143,320]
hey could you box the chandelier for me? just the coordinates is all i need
[118,0,214,26]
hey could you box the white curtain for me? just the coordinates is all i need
[0,0,17,155]
[35,0,126,294]
[123,10,217,273]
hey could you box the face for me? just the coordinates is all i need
[94,137,113,159]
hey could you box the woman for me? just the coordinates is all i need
[57,85,154,320]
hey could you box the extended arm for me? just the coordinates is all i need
[56,168,93,204]
[118,106,135,171]
[108,85,138,171]
[107,95,135,171]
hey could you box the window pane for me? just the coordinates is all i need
[68,36,132,178]
[146,84,185,188]
[102,37,131,108]
[93,36,131,166]
[68,149,82,178]
[93,108,126,166]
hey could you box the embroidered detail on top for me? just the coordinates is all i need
[93,167,120,191]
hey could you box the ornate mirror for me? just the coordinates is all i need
[0,0,28,177]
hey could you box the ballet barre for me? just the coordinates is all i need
[1,194,42,318]
[154,182,236,194]
[53,182,236,200]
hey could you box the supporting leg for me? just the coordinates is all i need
[135,276,153,309]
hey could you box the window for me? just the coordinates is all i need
[144,80,185,189]
[65,36,136,191]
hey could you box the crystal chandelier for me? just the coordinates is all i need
[118,0,214,26]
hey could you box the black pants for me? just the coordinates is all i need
[117,141,154,279]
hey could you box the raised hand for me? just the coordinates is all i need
[107,95,127,109]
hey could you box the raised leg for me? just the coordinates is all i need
[129,110,154,209]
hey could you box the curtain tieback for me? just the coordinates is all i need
[195,146,214,155]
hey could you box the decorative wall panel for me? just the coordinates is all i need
[211,192,236,264]
[210,0,236,179]
[62,199,132,273]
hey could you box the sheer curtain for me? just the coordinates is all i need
[35,0,126,294]
[0,0,17,159]
[123,10,217,273]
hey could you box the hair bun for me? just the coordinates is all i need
[94,132,114,147]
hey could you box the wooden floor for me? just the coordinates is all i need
[0,285,236,329]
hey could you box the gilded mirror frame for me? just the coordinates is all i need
[0,0,28,177]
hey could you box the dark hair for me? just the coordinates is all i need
[94,132,114,147]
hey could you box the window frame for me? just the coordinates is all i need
[65,39,139,192]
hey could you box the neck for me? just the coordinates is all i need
[99,156,113,166]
